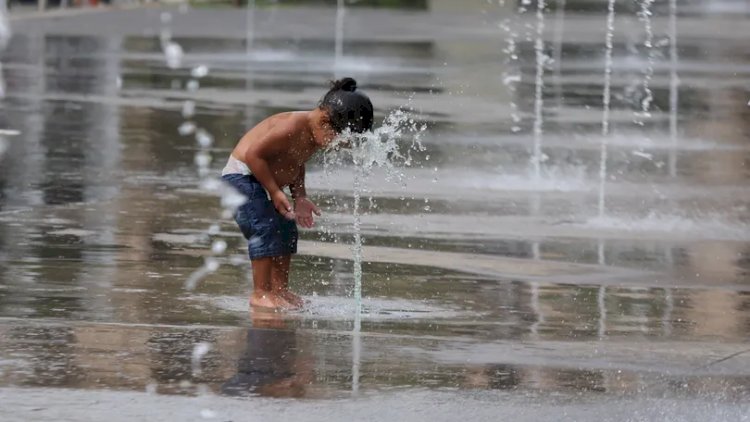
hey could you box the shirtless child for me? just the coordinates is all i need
[222,78,373,310]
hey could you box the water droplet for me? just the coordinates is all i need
[211,240,227,254]
[186,79,200,92]
[162,41,183,69]
[195,129,214,147]
[191,342,211,375]
[191,65,209,79]
[194,152,211,168]
[182,101,196,118]
[200,409,217,419]
[178,121,196,136]
[205,258,220,272]
[221,188,247,211]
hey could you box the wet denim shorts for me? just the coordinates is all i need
[222,174,298,259]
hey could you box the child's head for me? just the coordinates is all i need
[319,77,374,135]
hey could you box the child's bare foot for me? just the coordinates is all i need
[250,291,293,311]
[279,290,305,309]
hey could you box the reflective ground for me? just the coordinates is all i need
[1,1,749,420]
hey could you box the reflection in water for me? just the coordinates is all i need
[222,313,310,398]
[2,318,750,400]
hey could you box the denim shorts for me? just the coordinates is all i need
[222,174,298,259]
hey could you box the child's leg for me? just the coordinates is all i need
[271,255,303,308]
[252,257,273,292]
[250,257,290,309]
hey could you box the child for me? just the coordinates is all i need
[222,77,374,310]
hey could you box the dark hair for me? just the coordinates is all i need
[319,77,374,134]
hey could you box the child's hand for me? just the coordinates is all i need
[272,190,296,220]
[294,197,322,228]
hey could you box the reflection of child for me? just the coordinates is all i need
[222,78,374,310]
[220,313,311,398]
[220,327,300,397]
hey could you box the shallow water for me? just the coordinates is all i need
[1,1,750,419]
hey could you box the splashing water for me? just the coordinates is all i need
[182,100,196,118]
[323,108,426,397]
[324,109,427,179]
[178,121,197,136]
[0,4,8,49]
[323,108,427,328]
[157,13,246,291]
[551,0,566,110]
[181,60,248,290]
[163,41,184,70]
[159,12,184,70]
[500,0,533,134]
[668,0,679,177]
[499,8,522,133]
[0,5,9,100]
[191,65,209,79]
[598,0,617,218]
[191,342,211,376]
[186,79,200,92]
[531,0,547,181]
[634,0,655,125]
[351,168,363,331]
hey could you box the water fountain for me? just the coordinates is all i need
[334,0,345,77]
[0,0,8,100]
[320,109,425,396]
[351,167,363,329]
[592,0,617,267]
[499,4,522,133]
[0,0,15,170]
[531,0,547,181]
[551,0,566,110]
[668,0,679,177]
[157,12,244,291]
[598,0,617,220]
[634,0,655,125]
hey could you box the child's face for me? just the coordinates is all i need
[320,123,338,146]
[312,116,338,147]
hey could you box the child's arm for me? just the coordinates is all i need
[289,165,307,199]
[290,165,321,228]
[243,126,295,220]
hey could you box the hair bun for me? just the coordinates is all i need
[331,77,357,92]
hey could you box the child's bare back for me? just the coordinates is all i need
[231,112,316,190]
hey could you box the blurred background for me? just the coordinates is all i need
[0,0,749,420]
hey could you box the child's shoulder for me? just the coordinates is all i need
[265,111,308,131]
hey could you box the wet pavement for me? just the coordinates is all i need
[1,1,750,420]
